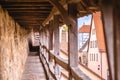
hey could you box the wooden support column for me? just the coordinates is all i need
[102,0,120,80]
[68,3,78,80]
[101,0,114,80]
[54,15,60,55]
[53,15,60,79]
[48,20,54,50]
[113,0,120,80]
[46,24,49,49]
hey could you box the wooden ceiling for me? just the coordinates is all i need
[0,0,100,29]
[0,0,53,29]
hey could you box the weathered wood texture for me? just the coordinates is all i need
[101,0,114,80]
[48,21,54,50]
[53,15,60,55]
[68,3,78,68]
[41,45,90,80]
[0,1,53,28]
[0,6,28,80]
[53,15,60,79]
[68,3,78,80]
[102,0,120,80]
[113,1,120,79]
[49,0,76,26]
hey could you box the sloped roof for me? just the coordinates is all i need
[79,39,89,52]
[78,25,90,33]
[93,12,106,52]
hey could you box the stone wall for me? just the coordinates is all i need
[0,6,28,80]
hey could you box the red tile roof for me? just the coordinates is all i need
[93,12,106,52]
[78,25,90,33]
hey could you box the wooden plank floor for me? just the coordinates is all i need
[21,52,46,80]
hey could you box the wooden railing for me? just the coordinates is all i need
[60,48,105,80]
[38,44,90,80]
[60,48,104,80]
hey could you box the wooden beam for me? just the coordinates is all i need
[7,10,50,13]
[42,0,67,25]
[113,0,120,80]
[67,0,81,3]
[8,12,49,16]
[68,3,78,80]
[101,0,114,80]
[17,21,40,24]
[53,15,60,79]
[9,13,49,16]
[18,22,41,25]
[53,15,60,55]
[14,17,46,20]
[0,0,49,2]
[1,2,52,7]
[13,16,47,19]
[11,15,48,18]
[48,20,54,50]
[49,0,76,26]
[5,8,52,11]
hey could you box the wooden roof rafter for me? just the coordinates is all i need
[0,0,53,28]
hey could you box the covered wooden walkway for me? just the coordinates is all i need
[0,0,120,80]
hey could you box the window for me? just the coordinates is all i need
[94,54,95,61]
[90,41,92,48]
[90,41,93,48]
[92,54,93,61]
[90,40,98,48]
[92,28,96,35]
[90,54,91,61]
[96,54,98,61]
[93,40,95,48]
[95,40,98,48]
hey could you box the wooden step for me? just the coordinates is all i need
[21,54,46,80]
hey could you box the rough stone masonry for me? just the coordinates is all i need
[0,6,29,80]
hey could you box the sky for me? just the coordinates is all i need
[77,14,92,29]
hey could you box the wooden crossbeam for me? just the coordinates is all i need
[49,0,76,26]
[14,17,46,20]
[4,7,52,11]
[1,2,51,6]
[7,10,50,13]
[9,12,49,16]
[0,0,48,2]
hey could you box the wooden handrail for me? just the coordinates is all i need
[41,45,90,80]
[39,47,57,80]
[60,47,105,80]
[38,53,49,79]
[42,45,69,71]
[61,72,68,79]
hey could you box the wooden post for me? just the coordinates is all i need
[48,20,54,50]
[53,15,60,79]
[68,3,78,80]
[54,15,60,55]
[113,0,120,80]
[101,0,114,80]
[102,0,120,80]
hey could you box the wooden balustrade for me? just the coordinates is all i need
[39,44,90,80]
[39,45,57,80]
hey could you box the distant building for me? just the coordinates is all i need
[88,12,108,79]
[78,25,90,49]
[78,25,90,65]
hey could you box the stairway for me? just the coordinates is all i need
[21,52,46,80]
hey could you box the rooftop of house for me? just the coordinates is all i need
[93,12,106,52]
[78,25,90,33]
